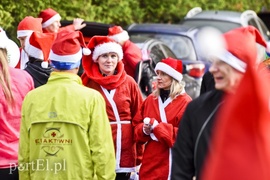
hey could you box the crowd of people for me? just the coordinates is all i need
[1,7,270,180]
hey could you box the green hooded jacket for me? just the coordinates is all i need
[18,72,116,180]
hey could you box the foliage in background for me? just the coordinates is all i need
[0,0,270,43]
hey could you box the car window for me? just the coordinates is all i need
[257,18,270,41]
[156,35,196,61]
[130,33,197,61]
[247,18,258,29]
[129,34,154,43]
[148,44,166,66]
[160,44,177,59]
[182,20,241,33]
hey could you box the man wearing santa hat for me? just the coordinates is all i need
[108,25,142,79]
[38,8,86,33]
[18,29,116,180]
[16,16,43,69]
[23,31,56,88]
[171,26,270,180]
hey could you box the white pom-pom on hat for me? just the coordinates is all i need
[41,61,49,68]
[82,48,91,55]
[196,26,226,60]
[143,117,150,125]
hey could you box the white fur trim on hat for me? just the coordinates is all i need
[17,30,33,38]
[0,27,20,67]
[49,48,82,63]
[155,62,183,82]
[42,14,61,28]
[92,42,123,62]
[109,30,129,43]
[6,39,20,67]
[24,35,44,60]
[216,50,246,73]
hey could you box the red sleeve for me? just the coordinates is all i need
[153,122,178,148]
[59,24,75,32]
[132,100,151,144]
[123,41,142,70]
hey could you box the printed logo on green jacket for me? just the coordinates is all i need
[35,127,72,157]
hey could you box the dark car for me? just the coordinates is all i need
[61,20,114,43]
[180,7,270,63]
[181,7,270,40]
[126,23,211,69]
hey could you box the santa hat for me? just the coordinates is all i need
[24,31,56,68]
[202,41,270,180]
[216,26,270,73]
[17,16,42,38]
[108,26,129,43]
[38,8,61,28]
[87,35,123,62]
[0,27,20,67]
[154,57,183,82]
[49,29,91,70]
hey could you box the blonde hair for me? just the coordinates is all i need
[0,48,15,109]
[153,78,185,99]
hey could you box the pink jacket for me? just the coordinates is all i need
[0,67,34,168]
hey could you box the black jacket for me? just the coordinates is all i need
[24,59,52,88]
[171,89,224,180]
[199,71,215,95]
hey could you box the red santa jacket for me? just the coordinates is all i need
[81,61,143,172]
[122,40,142,78]
[133,93,191,180]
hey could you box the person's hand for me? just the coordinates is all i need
[73,18,86,30]
[142,117,159,135]
[143,123,152,135]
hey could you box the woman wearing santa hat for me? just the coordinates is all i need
[0,27,34,180]
[171,26,270,180]
[132,57,192,180]
[108,25,142,79]
[81,35,144,180]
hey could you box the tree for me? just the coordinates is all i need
[0,0,270,43]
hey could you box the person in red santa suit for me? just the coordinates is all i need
[171,26,270,180]
[38,8,86,33]
[16,16,43,69]
[108,25,142,79]
[132,57,192,180]
[81,35,144,180]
